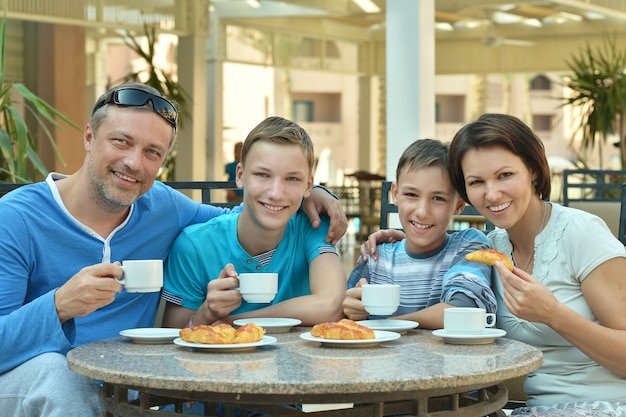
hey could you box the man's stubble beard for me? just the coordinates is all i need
[87,154,144,213]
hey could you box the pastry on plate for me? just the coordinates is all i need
[311,319,375,340]
[179,323,265,344]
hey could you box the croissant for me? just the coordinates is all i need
[311,319,375,340]
[465,249,514,271]
[179,323,265,344]
[233,323,266,343]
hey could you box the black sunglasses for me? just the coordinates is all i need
[92,87,178,129]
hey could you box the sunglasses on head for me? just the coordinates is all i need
[92,87,178,129]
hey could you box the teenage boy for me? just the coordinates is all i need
[343,139,496,329]
[162,116,346,328]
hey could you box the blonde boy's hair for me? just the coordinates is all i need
[396,139,450,181]
[242,116,315,173]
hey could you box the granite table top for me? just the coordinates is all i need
[67,326,542,406]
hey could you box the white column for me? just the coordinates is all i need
[358,75,373,173]
[206,10,225,181]
[508,73,528,122]
[385,0,435,180]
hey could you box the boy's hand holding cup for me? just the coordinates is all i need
[238,273,278,303]
[361,284,401,316]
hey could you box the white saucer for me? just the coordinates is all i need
[300,330,400,348]
[173,335,277,352]
[233,318,302,333]
[356,319,419,334]
[120,328,181,344]
[432,328,506,345]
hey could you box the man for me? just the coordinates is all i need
[224,141,244,203]
[0,83,347,417]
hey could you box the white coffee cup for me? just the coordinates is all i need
[120,260,163,293]
[238,273,278,303]
[443,307,496,334]
[361,284,401,316]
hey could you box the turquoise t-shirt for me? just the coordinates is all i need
[163,211,336,314]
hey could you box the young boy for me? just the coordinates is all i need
[162,116,346,328]
[343,139,496,329]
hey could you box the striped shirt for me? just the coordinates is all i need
[348,228,496,317]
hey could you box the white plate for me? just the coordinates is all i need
[120,328,181,344]
[356,319,419,334]
[173,335,277,352]
[299,330,400,348]
[432,328,507,345]
[233,318,302,333]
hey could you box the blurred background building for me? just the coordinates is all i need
[3,0,626,200]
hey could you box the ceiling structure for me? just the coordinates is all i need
[6,0,626,74]
[212,0,626,74]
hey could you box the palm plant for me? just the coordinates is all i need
[0,15,76,183]
[563,35,626,169]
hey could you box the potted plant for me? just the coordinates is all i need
[0,15,77,183]
[562,35,626,169]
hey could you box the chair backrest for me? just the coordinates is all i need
[380,181,398,230]
[379,181,494,232]
[453,205,495,232]
[0,181,239,207]
[164,181,239,207]
[0,183,25,197]
[562,170,625,239]
[562,169,625,205]
[619,183,626,245]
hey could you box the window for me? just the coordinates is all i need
[435,95,465,123]
[293,101,313,122]
[532,114,553,131]
[530,75,551,90]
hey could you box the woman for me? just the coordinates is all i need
[364,114,626,415]
[451,113,626,415]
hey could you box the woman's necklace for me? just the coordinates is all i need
[513,201,548,272]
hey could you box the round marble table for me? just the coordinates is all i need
[67,327,542,417]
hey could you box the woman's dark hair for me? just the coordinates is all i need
[449,113,551,202]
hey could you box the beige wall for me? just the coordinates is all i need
[35,23,87,174]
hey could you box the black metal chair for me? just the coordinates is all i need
[0,183,24,196]
[1,181,240,207]
[164,181,238,207]
[379,181,494,232]
[562,169,625,206]
[562,170,625,239]
[379,181,398,230]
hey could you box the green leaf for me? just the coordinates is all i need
[21,106,66,165]
[7,106,28,145]
[0,167,29,183]
[0,10,5,88]
[0,127,13,162]
[26,144,49,176]
[8,107,28,177]
[13,83,79,129]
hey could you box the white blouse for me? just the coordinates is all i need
[490,203,626,407]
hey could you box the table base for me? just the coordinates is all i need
[100,382,508,417]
